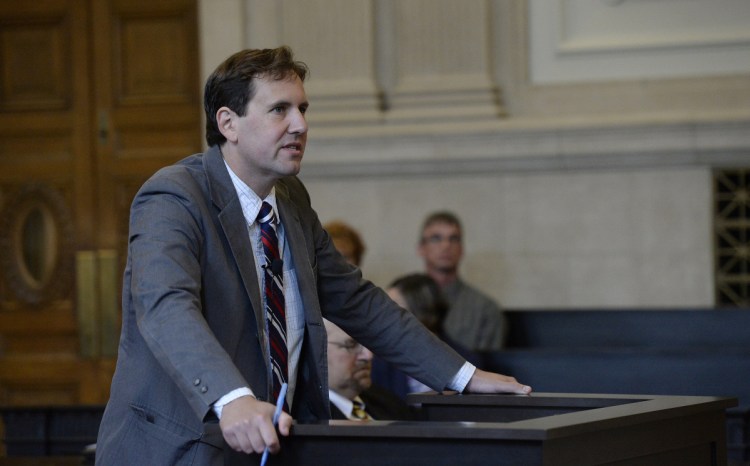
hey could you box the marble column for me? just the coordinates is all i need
[245,0,383,127]
[381,0,504,124]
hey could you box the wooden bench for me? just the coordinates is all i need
[483,309,750,464]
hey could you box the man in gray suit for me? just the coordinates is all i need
[95,46,531,466]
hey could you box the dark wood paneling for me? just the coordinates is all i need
[0,0,200,407]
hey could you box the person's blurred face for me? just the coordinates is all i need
[332,237,359,266]
[387,287,407,309]
[325,321,373,400]
[418,221,463,275]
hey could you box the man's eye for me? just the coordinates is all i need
[272,106,284,113]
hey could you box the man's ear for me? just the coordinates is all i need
[216,107,238,143]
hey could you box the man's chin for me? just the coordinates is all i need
[282,163,301,176]
[355,378,372,392]
[436,265,458,274]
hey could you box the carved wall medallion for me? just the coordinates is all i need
[0,184,75,306]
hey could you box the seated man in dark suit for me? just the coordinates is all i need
[324,319,414,421]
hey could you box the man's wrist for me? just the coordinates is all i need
[448,362,476,392]
[212,387,255,418]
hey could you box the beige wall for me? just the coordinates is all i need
[198,0,750,308]
[304,167,714,308]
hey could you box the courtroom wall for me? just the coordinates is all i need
[197,0,750,308]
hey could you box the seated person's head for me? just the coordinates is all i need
[387,273,449,334]
[418,211,463,273]
[324,220,366,266]
[324,319,373,400]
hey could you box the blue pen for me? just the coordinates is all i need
[260,383,288,466]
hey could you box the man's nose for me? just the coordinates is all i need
[288,109,307,134]
[359,346,374,361]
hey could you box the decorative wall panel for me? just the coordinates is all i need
[715,168,750,306]
[0,14,69,110]
[529,0,750,84]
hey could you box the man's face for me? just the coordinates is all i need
[325,321,373,399]
[231,74,309,188]
[418,221,463,274]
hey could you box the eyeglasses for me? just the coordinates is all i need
[328,340,365,354]
[422,234,461,245]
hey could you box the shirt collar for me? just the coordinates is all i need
[328,390,355,419]
[224,159,278,224]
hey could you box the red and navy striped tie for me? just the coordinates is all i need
[257,201,288,404]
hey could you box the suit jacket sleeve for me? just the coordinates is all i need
[278,177,466,393]
[127,162,252,420]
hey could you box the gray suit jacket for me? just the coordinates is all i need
[95,145,464,465]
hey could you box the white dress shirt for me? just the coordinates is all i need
[213,162,304,416]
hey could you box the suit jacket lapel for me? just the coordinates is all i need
[329,404,347,420]
[203,146,266,346]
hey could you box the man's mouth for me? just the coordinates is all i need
[354,364,372,375]
[282,142,303,152]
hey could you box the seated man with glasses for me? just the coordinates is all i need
[324,319,416,421]
[418,210,506,352]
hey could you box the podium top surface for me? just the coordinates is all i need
[291,392,737,441]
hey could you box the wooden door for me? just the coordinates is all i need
[0,0,200,406]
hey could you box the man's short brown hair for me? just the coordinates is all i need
[420,211,462,243]
[203,46,309,147]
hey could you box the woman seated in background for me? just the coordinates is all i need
[372,273,486,401]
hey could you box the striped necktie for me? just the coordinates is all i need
[257,201,288,404]
[351,398,371,420]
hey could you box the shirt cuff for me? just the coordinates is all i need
[447,361,476,392]
[212,387,255,418]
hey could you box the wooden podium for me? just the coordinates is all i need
[226,392,736,466]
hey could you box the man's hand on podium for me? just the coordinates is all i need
[465,369,532,395]
[220,395,293,455]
